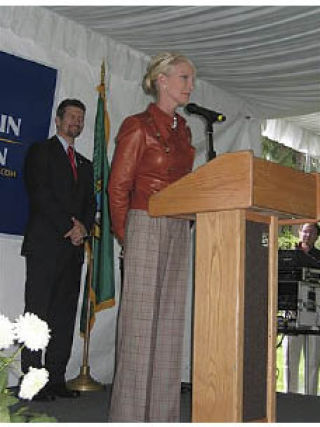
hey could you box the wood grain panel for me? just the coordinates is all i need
[253,158,316,218]
[246,210,271,224]
[192,210,246,422]
[149,151,253,216]
[149,151,319,221]
[278,218,316,225]
[314,173,320,219]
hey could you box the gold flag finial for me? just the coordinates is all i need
[96,59,110,145]
[100,61,105,86]
[97,61,106,98]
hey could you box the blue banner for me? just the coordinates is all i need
[0,51,57,236]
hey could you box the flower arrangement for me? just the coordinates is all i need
[0,312,56,422]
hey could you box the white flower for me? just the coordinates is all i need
[0,314,15,349]
[14,313,50,351]
[18,367,49,400]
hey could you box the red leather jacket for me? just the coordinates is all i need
[108,103,195,242]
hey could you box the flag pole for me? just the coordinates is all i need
[67,236,104,391]
[83,237,94,369]
[67,62,108,392]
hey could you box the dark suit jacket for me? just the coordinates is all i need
[21,136,95,259]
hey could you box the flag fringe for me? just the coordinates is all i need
[80,298,115,338]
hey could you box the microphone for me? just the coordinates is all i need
[185,103,226,123]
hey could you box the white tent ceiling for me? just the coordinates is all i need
[47,5,320,135]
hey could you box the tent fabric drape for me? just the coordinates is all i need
[262,118,320,158]
[46,5,320,155]
[47,5,320,118]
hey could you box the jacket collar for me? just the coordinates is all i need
[147,103,186,130]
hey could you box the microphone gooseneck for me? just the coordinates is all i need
[185,103,226,123]
[185,103,226,162]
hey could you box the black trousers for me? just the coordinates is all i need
[21,245,82,385]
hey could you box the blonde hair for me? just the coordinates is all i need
[142,51,196,98]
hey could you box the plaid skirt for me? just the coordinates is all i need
[108,209,191,422]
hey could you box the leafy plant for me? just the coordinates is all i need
[0,313,56,423]
[262,136,320,172]
[278,225,299,249]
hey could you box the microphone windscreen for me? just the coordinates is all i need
[185,103,197,113]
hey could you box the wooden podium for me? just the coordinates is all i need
[148,150,320,423]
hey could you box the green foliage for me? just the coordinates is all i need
[278,225,299,249]
[262,136,302,170]
[0,355,56,423]
[10,404,56,423]
[0,387,56,423]
[0,361,8,390]
[262,136,320,172]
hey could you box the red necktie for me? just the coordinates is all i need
[67,145,78,181]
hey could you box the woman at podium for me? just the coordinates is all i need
[108,52,196,422]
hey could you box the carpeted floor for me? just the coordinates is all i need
[11,384,191,423]
[11,385,320,423]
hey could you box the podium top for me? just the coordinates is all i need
[148,150,319,219]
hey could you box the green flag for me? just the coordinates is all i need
[80,84,115,334]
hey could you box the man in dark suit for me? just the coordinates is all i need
[21,99,95,400]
